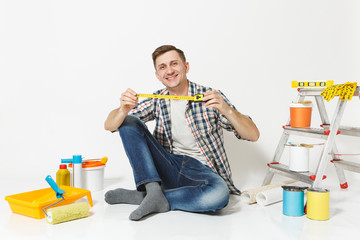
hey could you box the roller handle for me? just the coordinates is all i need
[45,175,66,199]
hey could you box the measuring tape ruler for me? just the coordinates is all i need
[137,93,204,102]
[291,80,334,88]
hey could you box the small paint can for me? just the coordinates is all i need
[307,188,330,220]
[289,145,309,172]
[290,102,312,128]
[282,186,307,216]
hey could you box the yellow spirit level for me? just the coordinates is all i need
[291,80,334,88]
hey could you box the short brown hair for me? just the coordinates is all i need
[152,45,186,68]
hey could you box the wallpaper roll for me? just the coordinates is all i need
[255,187,283,206]
[240,180,297,205]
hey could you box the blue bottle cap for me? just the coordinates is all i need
[73,155,82,164]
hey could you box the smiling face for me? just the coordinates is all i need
[154,50,189,95]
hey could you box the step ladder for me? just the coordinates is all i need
[262,86,360,189]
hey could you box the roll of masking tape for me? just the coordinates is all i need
[307,188,330,220]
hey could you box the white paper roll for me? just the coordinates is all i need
[256,187,283,206]
[240,180,296,204]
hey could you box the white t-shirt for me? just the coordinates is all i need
[170,99,208,166]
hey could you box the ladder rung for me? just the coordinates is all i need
[332,160,360,173]
[322,125,360,137]
[283,126,328,139]
[298,88,324,96]
[267,163,314,184]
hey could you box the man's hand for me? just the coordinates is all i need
[203,90,259,142]
[120,88,138,115]
[203,90,231,115]
[104,88,138,132]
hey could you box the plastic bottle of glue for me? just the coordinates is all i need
[56,164,70,186]
[61,155,83,188]
[72,155,83,188]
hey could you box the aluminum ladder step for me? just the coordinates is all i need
[332,160,360,173]
[267,163,315,184]
[283,126,329,139]
[284,125,360,138]
[322,125,360,137]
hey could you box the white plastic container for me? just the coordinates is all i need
[69,161,105,192]
[289,145,309,172]
[82,165,105,192]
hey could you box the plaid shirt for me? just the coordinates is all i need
[130,81,245,195]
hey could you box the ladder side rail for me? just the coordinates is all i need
[329,86,360,188]
[333,163,348,187]
[329,143,348,188]
[315,95,331,125]
[262,132,290,186]
[312,99,347,187]
[332,144,348,184]
[262,92,305,186]
[315,93,349,186]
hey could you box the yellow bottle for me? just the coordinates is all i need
[56,164,70,186]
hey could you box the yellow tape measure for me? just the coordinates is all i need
[137,93,204,102]
[291,80,334,88]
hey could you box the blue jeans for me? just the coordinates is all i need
[119,115,229,212]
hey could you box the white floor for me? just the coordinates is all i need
[2,177,360,240]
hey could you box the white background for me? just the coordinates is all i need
[1,0,359,190]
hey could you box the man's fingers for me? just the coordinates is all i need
[203,90,218,101]
[204,98,220,109]
[120,89,138,109]
[204,98,217,105]
[122,94,137,102]
[122,89,137,100]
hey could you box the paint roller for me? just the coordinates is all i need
[44,175,90,224]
